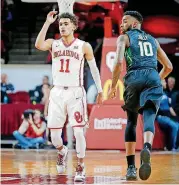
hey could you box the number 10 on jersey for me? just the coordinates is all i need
[138,41,153,56]
[59,59,70,73]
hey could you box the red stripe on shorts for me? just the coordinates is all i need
[72,123,87,128]
[81,87,85,120]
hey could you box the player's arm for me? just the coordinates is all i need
[156,39,173,80]
[108,34,128,99]
[35,11,57,51]
[83,42,103,104]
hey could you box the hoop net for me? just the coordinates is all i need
[57,0,75,15]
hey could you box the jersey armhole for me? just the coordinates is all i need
[82,41,86,56]
[49,39,55,53]
[125,33,130,48]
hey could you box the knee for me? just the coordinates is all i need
[156,115,162,123]
[73,127,84,139]
[126,120,137,133]
[50,129,63,148]
[37,137,45,143]
[170,123,178,133]
[144,125,155,134]
[13,130,20,137]
[157,115,167,124]
[125,121,137,142]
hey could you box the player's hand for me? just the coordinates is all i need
[46,11,58,24]
[96,92,103,105]
[108,88,116,99]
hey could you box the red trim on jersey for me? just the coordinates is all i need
[61,38,76,48]
[79,58,83,86]
[81,87,85,119]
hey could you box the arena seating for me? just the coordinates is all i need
[8,91,30,104]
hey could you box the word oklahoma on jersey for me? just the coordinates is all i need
[51,38,85,87]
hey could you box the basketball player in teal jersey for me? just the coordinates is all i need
[108,11,173,180]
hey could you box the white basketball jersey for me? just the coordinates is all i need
[51,38,85,86]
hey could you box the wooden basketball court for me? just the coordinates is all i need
[1,149,179,184]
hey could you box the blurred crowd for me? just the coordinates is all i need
[1,0,16,64]
[1,73,51,105]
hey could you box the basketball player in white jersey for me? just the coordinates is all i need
[35,11,103,181]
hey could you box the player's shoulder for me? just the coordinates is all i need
[75,38,85,44]
[83,41,92,50]
[51,38,61,46]
[116,34,129,44]
[81,41,93,54]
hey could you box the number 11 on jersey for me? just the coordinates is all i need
[59,59,70,73]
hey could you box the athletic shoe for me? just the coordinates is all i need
[56,146,68,173]
[139,147,151,180]
[126,165,137,180]
[74,163,86,182]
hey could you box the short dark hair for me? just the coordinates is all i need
[124,11,143,24]
[58,13,78,28]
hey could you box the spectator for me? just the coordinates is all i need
[174,93,179,117]
[31,75,51,103]
[86,18,104,49]
[41,84,50,105]
[1,29,10,64]
[76,17,89,40]
[1,73,14,93]
[1,73,14,103]
[156,80,179,151]
[13,109,46,149]
[166,77,178,107]
[35,75,51,93]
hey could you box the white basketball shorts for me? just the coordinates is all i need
[47,86,88,129]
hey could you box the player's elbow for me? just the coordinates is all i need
[166,63,173,73]
[162,60,173,73]
[35,43,42,50]
[35,41,44,51]
[35,42,40,49]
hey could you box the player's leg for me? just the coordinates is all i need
[47,87,68,173]
[125,110,138,180]
[122,77,141,180]
[67,87,87,181]
[73,127,86,181]
[139,69,163,180]
[50,128,68,173]
[139,103,156,181]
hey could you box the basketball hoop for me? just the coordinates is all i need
[57,0,75,15]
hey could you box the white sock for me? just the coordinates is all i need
[78,162,84,167]
[58,145,66,155]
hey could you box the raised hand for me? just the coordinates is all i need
[46,11,58,24]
